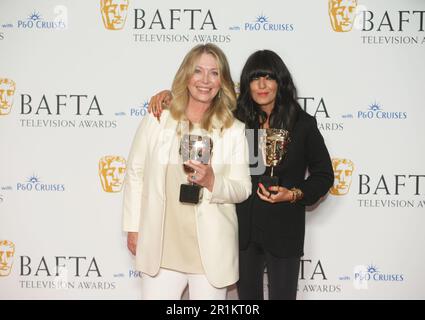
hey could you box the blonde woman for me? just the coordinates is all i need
[122,44,251,300]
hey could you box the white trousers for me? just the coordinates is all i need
[140,268,227,300]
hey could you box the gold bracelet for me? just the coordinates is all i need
[290,187,304,203]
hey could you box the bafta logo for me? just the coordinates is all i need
[328,0,358,32]
[259,129,290,191]
[100,0,129,30]
[0,240,15,277]
[99,156,127,193]
[330,158,354,195]
[0,78,16,116]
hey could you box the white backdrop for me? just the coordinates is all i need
[1,0,424,300]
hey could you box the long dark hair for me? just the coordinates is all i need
[235,50,301,130]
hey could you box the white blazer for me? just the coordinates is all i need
[122,111,252,288]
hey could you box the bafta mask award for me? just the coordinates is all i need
[259,129,290,192]
[179,134,213,204]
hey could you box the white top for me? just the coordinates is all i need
[161,124,205,274]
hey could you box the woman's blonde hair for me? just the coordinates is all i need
[169,43,236,132]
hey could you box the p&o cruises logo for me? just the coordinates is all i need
[115,101,149,117]
[356,102,407,120]
[230,13,294,32]
[16,7,68,30]
[16,174,65,192]
[340,264,405,290]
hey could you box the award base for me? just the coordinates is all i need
[179,184,202,204]
[259,175,279,194]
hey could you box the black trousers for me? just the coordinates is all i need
[238,241,300,300]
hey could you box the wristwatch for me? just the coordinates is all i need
[290,187,304,203]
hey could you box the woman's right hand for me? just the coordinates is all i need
[148,90,172,121]
[127,232,138,256]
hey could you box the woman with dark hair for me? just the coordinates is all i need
[148,49,334,300]
[234,50,333,300]
[235,50,299,131]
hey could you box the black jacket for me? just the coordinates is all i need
[236,111,334,258]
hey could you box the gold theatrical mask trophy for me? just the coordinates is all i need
[259,129,290,192]
[179,134,213,204]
